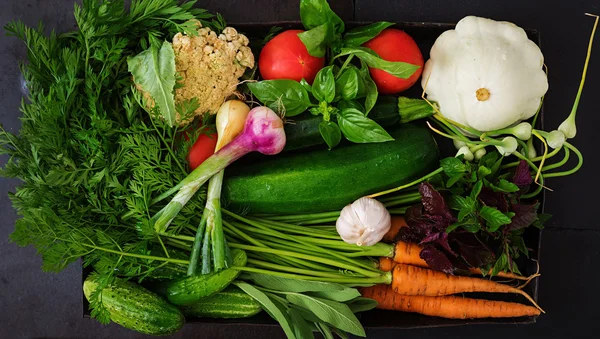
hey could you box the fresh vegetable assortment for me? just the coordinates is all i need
[1,0,597,337]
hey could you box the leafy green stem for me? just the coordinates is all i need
[232,266,392,285]
[368,167,444,198]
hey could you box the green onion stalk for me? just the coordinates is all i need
[161,210,400,285]
[149,106,287,275]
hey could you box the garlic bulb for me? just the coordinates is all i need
[336,197,391,246]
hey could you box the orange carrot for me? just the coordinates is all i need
[382,215,408,243]
[392,241,428,267]
[390,264,543,312]
[378,257,395,272]
[360,284,541,319]
[382,252,535,281]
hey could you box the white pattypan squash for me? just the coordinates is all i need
[421,16,548,132]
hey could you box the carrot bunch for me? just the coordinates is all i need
[361,216,543,319]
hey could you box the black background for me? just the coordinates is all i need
[1,1,599,338]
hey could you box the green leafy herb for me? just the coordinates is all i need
[312,66,336,103]
[298,22,335,58]
[358,62,378,114]
[337,47,420,79]
[319,121,342,150]
[246,273,352,293]
[480,206,515,232]
[128,41,177,126]
[346,297,378,313]
[299,0,344,34]
[235,282,297,339]
[400,154,545,276]
[286,293,365,337]
[343,21,395,47]
[309,289,361,302]
[337,108,393,143]
[2,0,211,291]
[336,67,360,101]
[247,80,312,116]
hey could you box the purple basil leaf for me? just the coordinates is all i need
[506,202,540,232]
[420,232,441,244]
[451,233,496,268]
[419,183,455,222]
[399,204,427,243]
[434,231,457,256]
[512,160,533,187]
[420,246,455,274]
[479,187,509,212]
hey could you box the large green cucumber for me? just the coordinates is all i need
[223,123,439,214]
[179,285,262,318]
[165,249,247,306]
[283,96,399,151]
[83,275,184,336]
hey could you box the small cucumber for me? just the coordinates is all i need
[83,275,184,336]
[179,285,262,318]
[165,249,247,306]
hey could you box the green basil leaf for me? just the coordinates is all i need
[298,23,335,58]
[345,297,378,313]
[480,206,515,232]
[234,282,297,339]
[398,97,436,123]
[337,100,364,112]
[343,21,394,47]
[248,80,311,116]
[288,308,315,339]
[318,121,342,150]
[337,47,419,79]
[335,67,359,100]
[286,293,365,336]
[300,0,344,34]
[338,108,393,143]
[308,288,361,302]
[312,66,336,103]
[358,62,378,114]
[128,41,177,126]
[246,273,352,293]
[300,78,313,93]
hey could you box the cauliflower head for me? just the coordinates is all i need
[172,24,254,124]
[136,23,254,126]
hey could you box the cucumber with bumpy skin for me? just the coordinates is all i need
[179,285,262,318]
[223,123,439,214]
[165,249,247,306]
[83,275,184,336]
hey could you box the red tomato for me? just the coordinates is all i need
[259,30,325,84]
[362,29,424,95]
[187,131,218,171]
